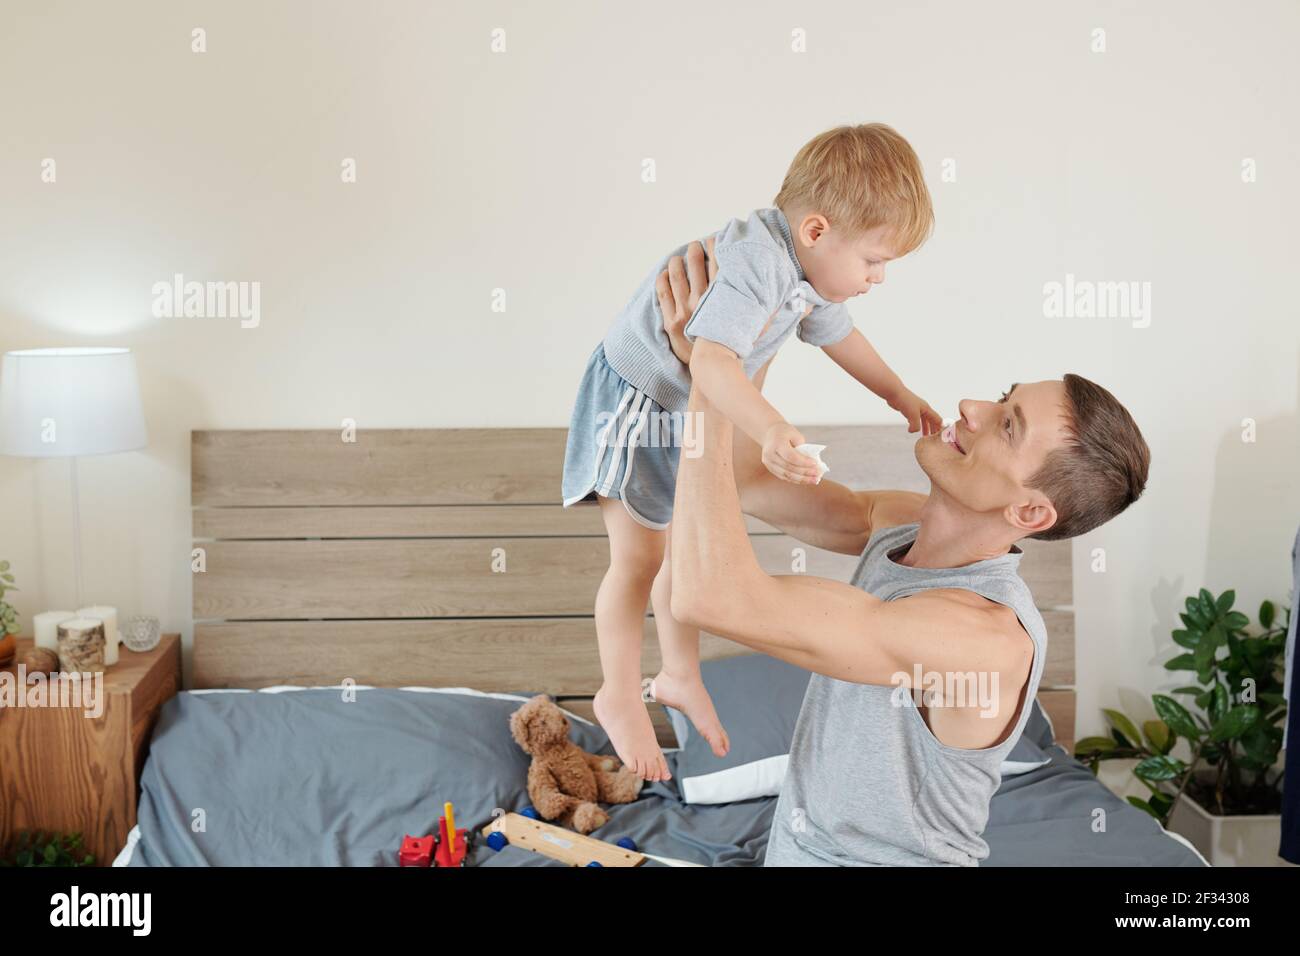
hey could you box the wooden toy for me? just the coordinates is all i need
[480,812,645,867]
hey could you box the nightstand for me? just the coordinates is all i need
[0,633,181,866]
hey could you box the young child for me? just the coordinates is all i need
[561,123,942,781]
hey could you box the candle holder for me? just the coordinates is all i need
[121,614,161,652]
[56,618,105,672]
[76,605,119,666]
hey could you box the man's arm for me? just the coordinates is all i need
[732,421,925,554]
[670,382,1028,690]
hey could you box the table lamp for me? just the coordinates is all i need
[0,347,148,609]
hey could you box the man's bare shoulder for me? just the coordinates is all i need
[864,490,927,535]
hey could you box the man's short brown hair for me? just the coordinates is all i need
[1026,374,1150,541]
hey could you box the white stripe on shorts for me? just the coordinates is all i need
[590,384,635,497]
[619,393,654,502]
[598,390,648,497]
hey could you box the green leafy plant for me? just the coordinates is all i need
[1074,588,1290,822]
[0,559,17,636]
[0,830,95,867]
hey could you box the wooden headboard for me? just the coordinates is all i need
[191,427,1076,748]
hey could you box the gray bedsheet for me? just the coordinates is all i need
[985,743,1206,865]
[125,688,1204,866]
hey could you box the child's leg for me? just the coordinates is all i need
[648,526,730,757]
[590,495,672,782]
[636,351,772,756]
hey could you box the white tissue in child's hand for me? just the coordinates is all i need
[796,443,829,481]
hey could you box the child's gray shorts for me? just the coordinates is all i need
[561,343,682,531]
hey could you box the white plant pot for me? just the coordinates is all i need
[1167,792,1295,867]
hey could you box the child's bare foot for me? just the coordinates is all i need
[592,683,671,782]
[648,669,730,758]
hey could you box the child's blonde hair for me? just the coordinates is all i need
[773,123,934,255]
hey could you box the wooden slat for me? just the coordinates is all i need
[193,535,1070,620]
[193,616,1074,694]
[193,619,659,693]
[1010,538,1072,608]
[194,504,779,538]
[193,506,1068,608]
[1037,690,1076,750]
[1038,610,1074,689]
[193,428,569,507]
[191,536,840,619]
[191,426,928,508]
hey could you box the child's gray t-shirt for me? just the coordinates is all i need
[600,206,855,413]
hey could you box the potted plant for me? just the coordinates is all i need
[1074,588,1292,866]
[0,559,17,665]
[0,830,95,867]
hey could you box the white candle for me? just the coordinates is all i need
[77,606,119,665]
[34,611,76,651]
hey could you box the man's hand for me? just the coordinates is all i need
[888,387,943,436]
[656,236,718,366]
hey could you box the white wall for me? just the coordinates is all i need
[1,0,1297,746]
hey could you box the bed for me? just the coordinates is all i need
[113,426,1206,866]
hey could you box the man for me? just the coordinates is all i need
[653,241,1151,866]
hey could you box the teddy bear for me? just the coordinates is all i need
[508,694,644,834]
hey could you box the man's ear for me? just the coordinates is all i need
[1005,497,1057,537]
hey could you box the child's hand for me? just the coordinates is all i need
[762,422,822,484]
[888,389,943,436]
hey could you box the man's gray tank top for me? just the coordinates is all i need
[763,521,1049,866]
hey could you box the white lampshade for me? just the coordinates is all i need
[0,347,147,457]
